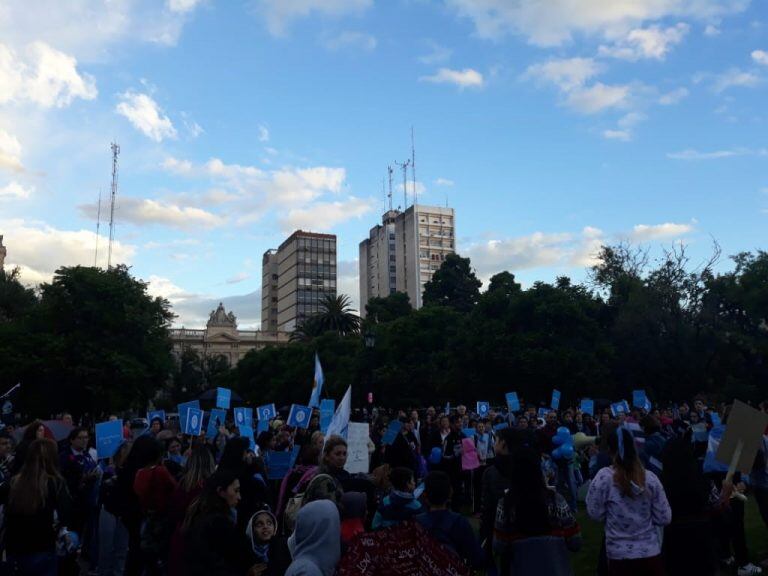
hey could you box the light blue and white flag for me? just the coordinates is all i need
[325,386,351,440]
[309,353,324,409]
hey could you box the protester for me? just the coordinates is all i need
[2,438,72,576]
[415,470,483,569]
[98,441,133,576]
[12,418,46,474]
[372,466,422,529]
[244,505,291,576]
[182,470,247,576]
[586,428,671,576]
[218,436,271,531]
[340,491,367,547]
[285,499,341,576]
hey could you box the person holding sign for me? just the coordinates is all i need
[586,428,671,576]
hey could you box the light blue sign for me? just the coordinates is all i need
[234,407,253,428]
[444,402,450,415]
[206,408,227,439]
[287,404,312,429]
[462,427,476,438]
[493,423,509,431]
[95,420,124,459]
[710,412,721,427]
[538,407,549,419]
[505,392,520,412]
[320,399,335,434]
[257,403,277,421]
[178,400,201,432]
[580,399,594,416]
[611,402,628,417]
[476,401,490,417]
[147,410,165,425]
[551,389,561,411]
[216,387,232,410]
[257,419,269,434]
[239,424,256,451]
[633,390,651,411]
[266,447,300,480]
[185,408,204,436]
[381,420,402,445]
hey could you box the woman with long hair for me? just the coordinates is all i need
[167,445,216,576]
[218,436,271,531]
[3,438,72,576]
[587,428,671,576]
[182,470,248,576]
[11,419,47,474]
[494,447,581,575]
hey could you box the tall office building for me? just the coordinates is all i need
[0,235,6,271]
[359,204,455,316]
[262,231,337,332]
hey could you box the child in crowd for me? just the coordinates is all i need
[245,506,291,576]
[340,491,367,547]
[372,466,423,530]
[415,471,484,570]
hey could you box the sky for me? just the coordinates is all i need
[1,0,766,329]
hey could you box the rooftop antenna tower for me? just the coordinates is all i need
[107,142,120,269]
[94,188,102,267]
[395,159,411,209]
[411,126,417,205]
[387,165,394,211]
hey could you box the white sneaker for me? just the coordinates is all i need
[737,563,763,576]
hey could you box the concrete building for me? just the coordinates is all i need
[359,204,455,315]
[264,231,337,332]
[0,235,6,270]
[170,303,289,366]
[261,249,278,333]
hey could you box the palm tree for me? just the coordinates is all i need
[315,293,361,335]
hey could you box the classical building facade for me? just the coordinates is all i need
[170,303,289,366]
[359,204,455,316]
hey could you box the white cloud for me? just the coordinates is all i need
[629,222,694,242]
[116,91,178,142]
[466,232,573,278]
[0,41,97,108]
[280,196,376,232]
[0,180,33,199]
[445,0,747,46]
[704,24,721,36]
[0,128,24,172]
[658,87,689,105]
[435,177,455,186]
[256,0,373,36]
[258,124,270,142]
[418,42,452,65]
[711,68,761,92]
[323,31,377,51]
[336,259,360,310]
[180,113,204,138]
[420,67,485,89]
[146,275,197,304]
[667,147,768,160]
[523,58,630,114]
[226,272,251,285]
[603,111,646,141]
[0,218,135,284]
[167,0,204,14]
[79,197,225,230]
[752,50,768,66]
[603,129,632,141]
[599,23,689,61]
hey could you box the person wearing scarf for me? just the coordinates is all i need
[245,507,291,576]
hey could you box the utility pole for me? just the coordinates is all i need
[107,142,120,269]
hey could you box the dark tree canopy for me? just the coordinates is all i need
[365,292,412,323]
[422,253,482,313]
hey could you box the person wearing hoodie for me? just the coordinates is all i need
[244,506,291,576]
[286,499,341,576]
[372,467,423,530]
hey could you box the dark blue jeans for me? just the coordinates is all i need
[8,551,57,576]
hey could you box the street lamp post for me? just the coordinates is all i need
[364,328,375,417]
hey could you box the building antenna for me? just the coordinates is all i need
[94,188,102,267]
[395,159,411,209]
[411,126,417,205]
[107,142,120,269]
[387,165,394,211]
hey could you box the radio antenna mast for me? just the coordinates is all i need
[107,142,120,269]
[395,159,411,209]
[411,126,417,205]
[94,188,102,266]
[387,165,394,211]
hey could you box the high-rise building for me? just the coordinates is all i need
[0,235,6,271]
[263,231,337,332]
[359,204,455,315]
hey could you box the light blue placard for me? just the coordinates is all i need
[580,399,594,416]
[178,400,201,431]
[206,408,227,439]
[444,402,450,415]
[257,403,277,421]
[710,412,721,427]
[476,401,490,417]
[147,410,165,425]
[462,427,476,438]
[611,402,627,417]
[505,392,520,412]
[95,420,124,459]
[632,390,649,409]
[234,407,253,428]
[266,446,300,480]
[239,424,256,451]
[320,399,335,434]
[185,408,204,435]
[538,407,549,419]
[493,422,509,431]
[287,404,312,429]
[257,419,269,434]
[381,420,402,445]
[551,389,561,410]
[216,387,232,410]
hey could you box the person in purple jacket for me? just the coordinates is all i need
[586,427,671,576]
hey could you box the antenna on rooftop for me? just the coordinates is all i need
[387,165,394,211]
[411,126,417,205]
[395,159,411,209]
[107,142,120,269]
[94,188,102,267]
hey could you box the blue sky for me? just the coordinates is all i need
[1,0,766,328]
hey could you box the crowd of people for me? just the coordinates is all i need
[0,397,766,576]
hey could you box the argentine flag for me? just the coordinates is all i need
[325,386,351,440]
[309,353,324,408]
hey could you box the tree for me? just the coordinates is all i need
[422,253,482,313]
[0,267,38,323]
[364,292,412,323]
[313,293,361,336]
[487,271,521,297]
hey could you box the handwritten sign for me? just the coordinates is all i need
[344,422,370,474]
